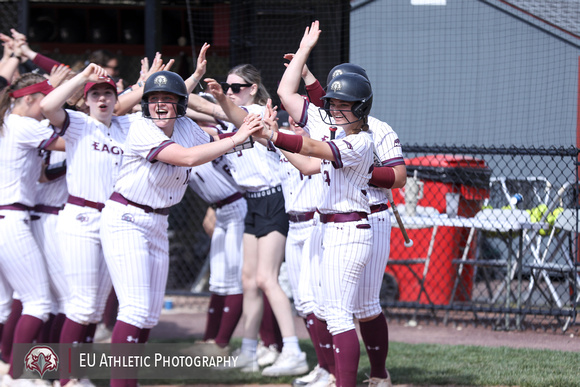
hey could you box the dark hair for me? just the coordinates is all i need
[0,73,47,133]
[228,64,270,106]
[88,49,116,67]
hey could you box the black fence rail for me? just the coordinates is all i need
[381,144,580,332]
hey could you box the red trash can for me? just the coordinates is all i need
[386,155,491,305]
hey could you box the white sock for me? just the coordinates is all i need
[241,338,258,357]
[282,336,301,354]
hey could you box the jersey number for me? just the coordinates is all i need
[323,171,331,186]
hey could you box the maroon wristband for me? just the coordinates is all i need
[274,131,303,153]
[369,166,396,188]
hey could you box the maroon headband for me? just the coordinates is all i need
[9,79,54,99]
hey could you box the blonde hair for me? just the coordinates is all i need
[0,73,47,134]
[228,64,270,106]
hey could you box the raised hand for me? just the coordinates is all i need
[204,77,226,103]
[82,63,109,83]
[193,43,210,80]
[235,113,263,143]
[261,99,279,139]
[48,64,72,88]
[299,20,321,52]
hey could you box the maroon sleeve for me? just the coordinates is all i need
[33,54,63,73]
[305,79,325,108]
[369,166,396,189]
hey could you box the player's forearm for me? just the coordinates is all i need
[41,73,86,125]
[281,149,321,176]
[278,48,312,123]
[0,56,20,81]
[392,164,408,189]
[158,137,239,167]
[217,97,247,128]
[115,84,144,116]
[185,74,201,94]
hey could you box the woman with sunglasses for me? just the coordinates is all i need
[189,64,309,376]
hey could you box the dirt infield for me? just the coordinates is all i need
[152,296,579,353]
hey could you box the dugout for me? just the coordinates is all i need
[386,155,492,305]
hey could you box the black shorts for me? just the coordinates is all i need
[244,187,289,238]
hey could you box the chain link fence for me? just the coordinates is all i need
[382,144,579,332]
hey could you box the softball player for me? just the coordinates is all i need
[279,22,394,385]
[99,70,260,387]
[188,152,247,351]
[323,64,407,387]
[0,73,65,384]
[202,68,307,376]
[40,65,141,387]
[30,150,70,344]
[288,59,407,387]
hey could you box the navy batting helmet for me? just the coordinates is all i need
[326,63,369,86]
[321,72,373,120]
[141,71,188,118]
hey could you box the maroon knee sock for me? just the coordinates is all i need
[359,314,389,379]
[59,318,87,344]
[139,328,151,344]
[111,321,142,387]
[305,314,327,369]
[84,323,97,343]
[313,318,335,376]
[1,299,22,363]
[333,329,360,387]
[214,294,243,347]
[49,313,66,343]
[260,294,282,351]
[59,318,88,386]
[10,315,45,377]
[37,313,55,343]
[203,294,226,341]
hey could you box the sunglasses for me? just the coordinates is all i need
[220,82,252,94]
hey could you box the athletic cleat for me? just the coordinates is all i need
[326,374,337,387]
[261,350,309,377]
[364,371,393,387]
[292,365,332,386]
[231,351,259,373]
[93,323,112,343]
[256,343,280,367]
[292,364,322,386]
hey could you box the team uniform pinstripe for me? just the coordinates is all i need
[188,157,246,295]
[276,128,324,317]
[101,116,209,329]
[30,150,69,315]
[296,101,375,334]
[0,115,59,323]
[54,110,138,325]
[353,116,405,319]
[317,131,374,335]
[223,104,282,192]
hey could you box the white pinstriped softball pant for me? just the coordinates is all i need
[0,210,51,321]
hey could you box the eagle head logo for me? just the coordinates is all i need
[154,75,168,87]
[24,346,59,378]
[330,80,342,92]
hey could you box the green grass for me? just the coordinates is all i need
[139,337,580,386]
